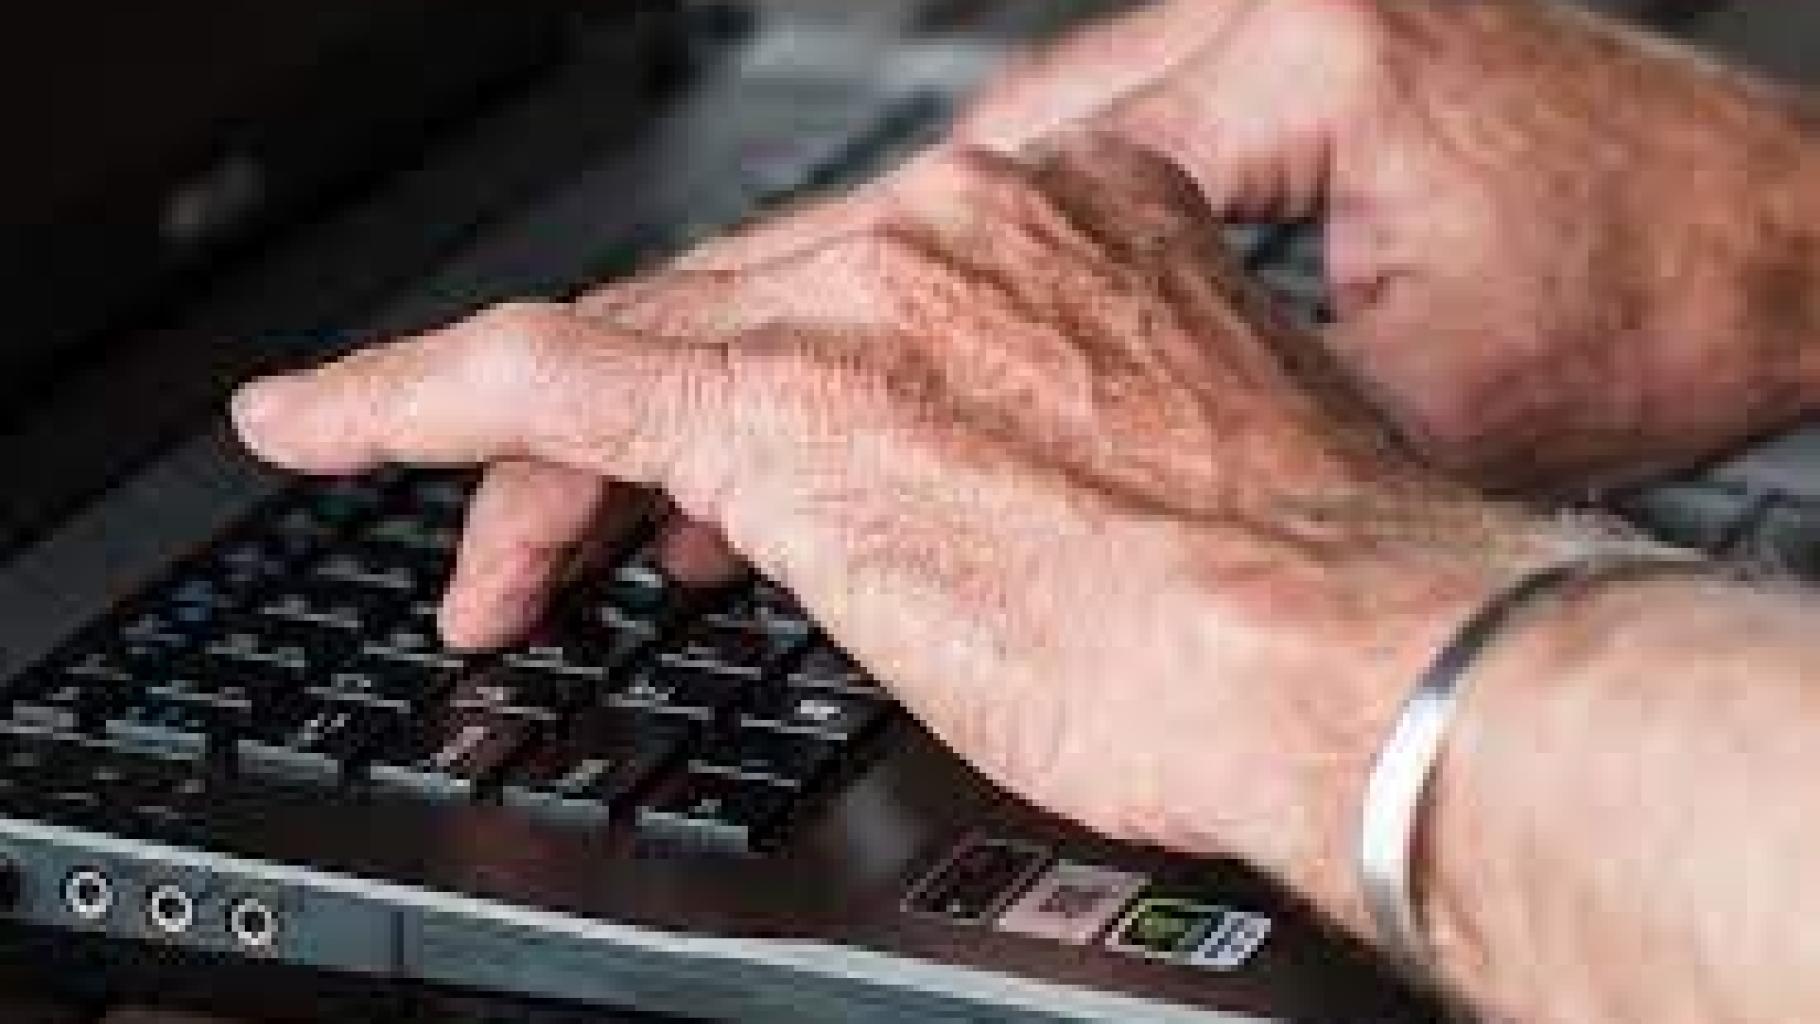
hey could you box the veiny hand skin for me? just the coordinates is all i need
[963,0,1820,490]
[232,3,1820,1021]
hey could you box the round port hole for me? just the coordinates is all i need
[227,898,278,949]
[62,869,115,922]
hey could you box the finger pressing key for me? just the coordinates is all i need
[440,461,622,651]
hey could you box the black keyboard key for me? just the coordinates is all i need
[117,578,235,638]
[297,476,392,528]
[396,472,476,527]
[60,648,149,686]
[265,500,346,546]
[655,618,804,680]
[161,574,240,613]
[503,625,646,683]
[308,658,454,714]
[254,489,368,563]
[9,663,140,734]
[739,687,887,744]
[207,536,303,595]
[310,548,442,603]
[449,670,576,723]
[235,699,404,786]
[590,553,681,627]
[0,728,94,815]
[143,673,261,720]
[589,600,670,641]
[9,678,99,734]
[201,625,341,688]
[691,727,836,788]
[102,698,221,760]
[358,513,461,566]
[636,770,796,854]
[255,581,397,636]
[704,581,815,643]
[609,665,751,723]
[115,608,207,652]
[503,708,690,825]
[786,645,882,696]
[361,624,471,673]
[368,705,537,800]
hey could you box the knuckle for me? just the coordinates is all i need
[931,142,1026,194]
[460,301,580,386]
[886,144,1040,234]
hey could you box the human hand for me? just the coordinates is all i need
[956,0,1820,490]
[233,140,1571,924]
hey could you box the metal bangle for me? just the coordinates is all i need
[1357,552,1710,978]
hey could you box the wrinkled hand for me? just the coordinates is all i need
[233,141,1562,923]
[957,0,1820,489]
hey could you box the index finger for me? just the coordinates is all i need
[231,301,733,489]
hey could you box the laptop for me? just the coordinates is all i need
[0,2,1810,1023]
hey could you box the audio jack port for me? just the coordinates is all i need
[62,868,115,921]
[62,869,115,923]
[146,883,196,935]
[227,897,279,949]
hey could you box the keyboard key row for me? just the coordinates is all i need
[0,471,898,855]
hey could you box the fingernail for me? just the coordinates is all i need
[438,587,494,652]
[440,577,541,652]
[230,374,306,439]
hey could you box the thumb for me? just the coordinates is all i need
[231,301,733,494]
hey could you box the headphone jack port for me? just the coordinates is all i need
[62,868,114,922]
[146,883,196,936]
[227,897,279,949]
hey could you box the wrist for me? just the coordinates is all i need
[1415,571,1740,1012]
[1149,496,1586,933]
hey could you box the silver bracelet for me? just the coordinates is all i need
[1357,552,1709,977]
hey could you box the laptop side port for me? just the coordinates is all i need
[227,897,279,949]
[62,868,115,921]
[146,883,197,936]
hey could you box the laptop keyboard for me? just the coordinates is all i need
[6,471,892,856]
